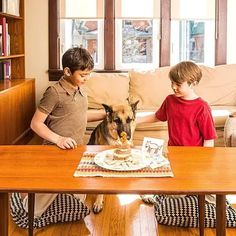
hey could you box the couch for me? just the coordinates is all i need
[83,64,236,147]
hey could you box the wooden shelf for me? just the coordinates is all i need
[0,54,24,59]
[0,12,23,20]
[0,78,34,93]
[0,0,36,145]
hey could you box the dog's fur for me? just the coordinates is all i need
[88,100,139,213]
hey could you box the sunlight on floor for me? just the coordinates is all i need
[227,195,236,204]
[117,194,140,206]
[116,194,236,205]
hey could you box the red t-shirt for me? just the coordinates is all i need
[156,95,217,146]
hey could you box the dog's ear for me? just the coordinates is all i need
[102,104,113,114]
[131,100,139,113]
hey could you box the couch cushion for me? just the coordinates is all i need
[211,106,236,127]
[196,65,236,106]
[84,73,130,109]
[129,67,173,110]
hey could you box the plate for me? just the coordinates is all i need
[94,149,151,171]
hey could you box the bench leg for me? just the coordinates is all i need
[198,195,205,236]
[0,193,8,236]
[28,193,35,236]
[216,195,226,236]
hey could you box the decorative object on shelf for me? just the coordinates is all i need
[1,0,20,16]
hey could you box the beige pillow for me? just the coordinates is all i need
[196,65,236,106]
[129,67,173,110]
[84,73,130,109]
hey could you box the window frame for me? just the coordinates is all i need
[48,0,226,81]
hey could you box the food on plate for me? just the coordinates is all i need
[113,131,131,160]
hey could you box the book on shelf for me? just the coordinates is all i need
[1,0,20,16]
[0,16,10,56]
[0,59,11,80]
[0,16,6,56]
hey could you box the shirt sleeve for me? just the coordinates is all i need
[155,97,168,121]
[38,86,59,115]
[197,105,217,140]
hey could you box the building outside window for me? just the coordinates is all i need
[115,0,160,70]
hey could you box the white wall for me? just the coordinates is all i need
[227,0,236,64]
[25,0,53,105]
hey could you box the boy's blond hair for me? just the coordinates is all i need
[168,61,202,86]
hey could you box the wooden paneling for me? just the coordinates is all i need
[0,79,35,144]
[215,0,227,65]
[104,0,115,70]
[160,0,171,67]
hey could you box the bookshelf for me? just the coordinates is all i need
[0,0,35,144]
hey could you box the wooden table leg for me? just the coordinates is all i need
[198,195,205,236]
[0,193,8,236]
[28,193,35,236]
[216,195,226,236]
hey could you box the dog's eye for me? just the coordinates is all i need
[126,117,132,123]
[114,118,121,124]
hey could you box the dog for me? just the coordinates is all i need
[88,100,139,213]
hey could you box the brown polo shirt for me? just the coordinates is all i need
[38,77,88,145]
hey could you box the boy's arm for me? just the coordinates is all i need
[136,113,160,124]
[31,109,77,149]
[87,109,106,122]
[203,139,214,147]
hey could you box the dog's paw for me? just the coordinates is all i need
[92,201,104,214]
[140,194,156,204]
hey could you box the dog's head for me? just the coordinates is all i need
[102,100,139,141]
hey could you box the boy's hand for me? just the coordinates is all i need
[56,136,77,149]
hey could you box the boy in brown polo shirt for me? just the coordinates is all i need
[11,48,105,228]
[31,47,104,149]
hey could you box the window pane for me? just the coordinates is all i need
[60,19,104,69]
[171,20,215,66]
[116,19,159,70]
[122,20,153,63]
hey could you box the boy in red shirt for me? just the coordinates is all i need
[137,61,216,146]
[137,61,218,227]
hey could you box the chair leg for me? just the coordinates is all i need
[28,193,35,236]
[198,195,205,236]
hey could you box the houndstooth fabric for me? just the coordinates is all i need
[10,193,90,229]
[154,195,236,228]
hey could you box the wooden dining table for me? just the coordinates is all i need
[0,145,236,236]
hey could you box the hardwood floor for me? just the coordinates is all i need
[9,194,236,236]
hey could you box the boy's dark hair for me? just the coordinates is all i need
[62,47,94,74]
[169,61,202,86]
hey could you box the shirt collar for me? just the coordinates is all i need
[59,76,85,97]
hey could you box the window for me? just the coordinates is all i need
[170,0,215,66]
[49,0,227,81]
[115,0,160,70]
[59,0,104,69]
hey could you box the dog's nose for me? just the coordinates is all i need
[126,133,131,140]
